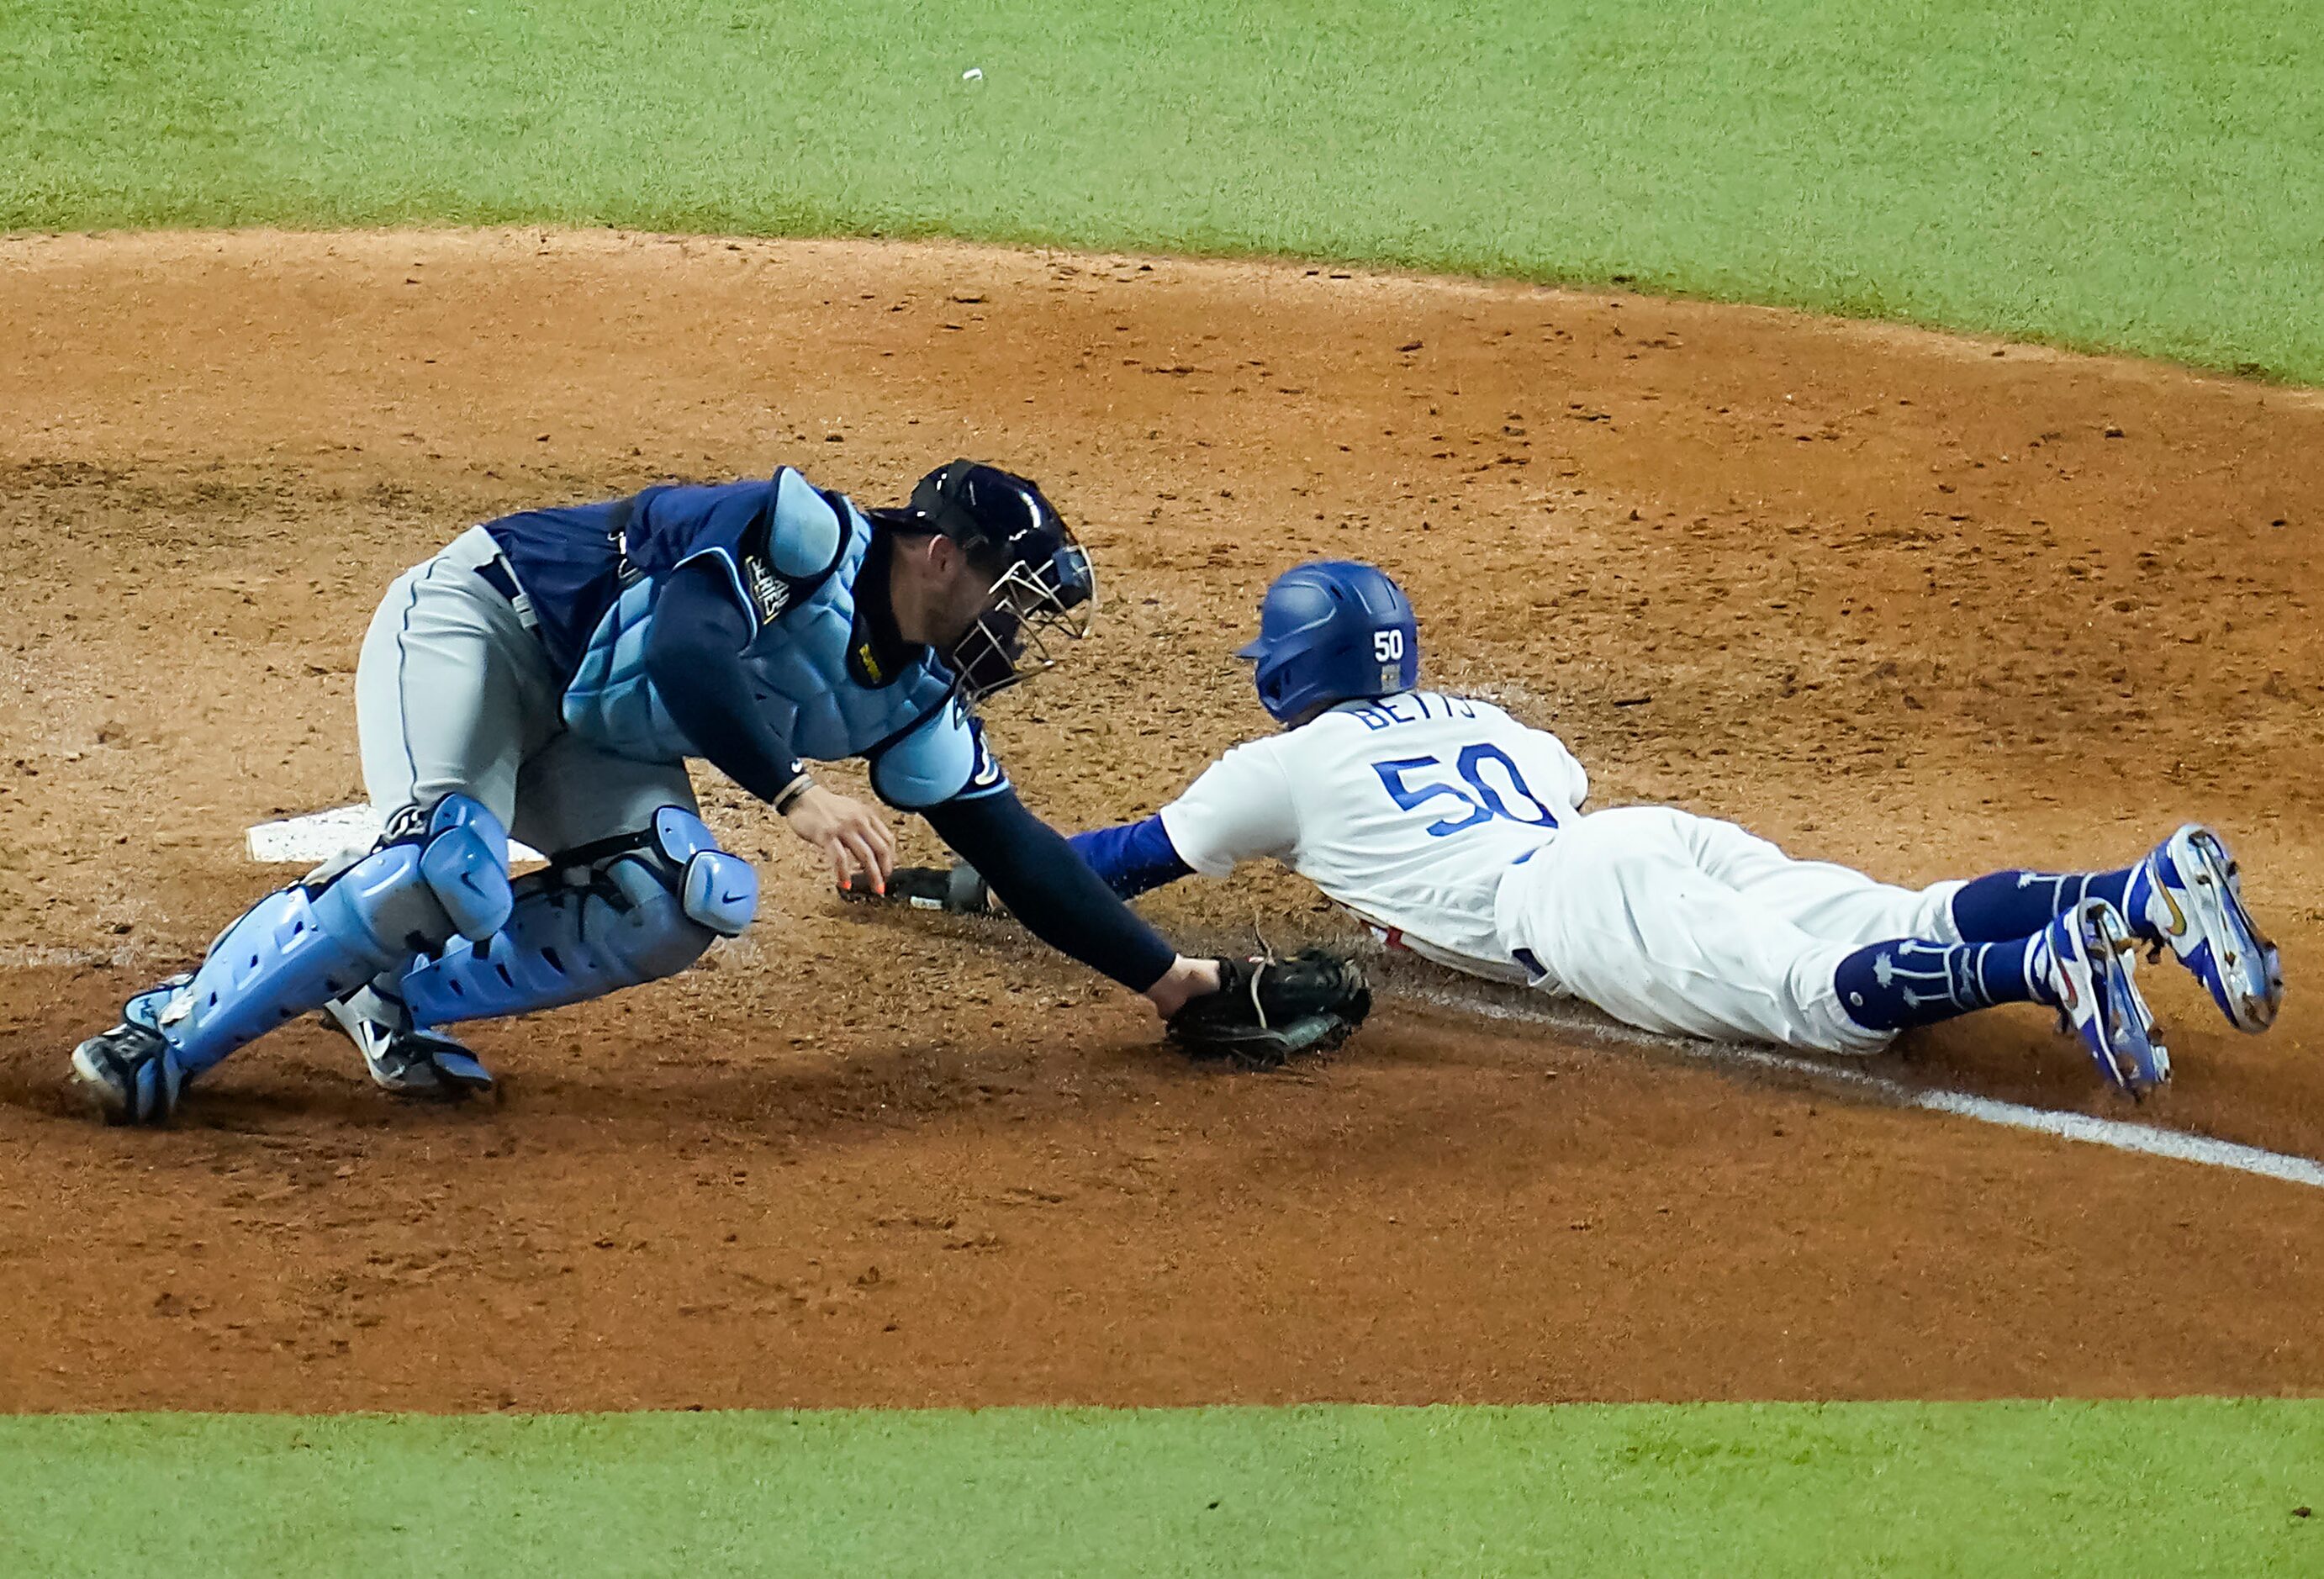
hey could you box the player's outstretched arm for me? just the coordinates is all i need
[849,788,1233,915]
[1068,816,1196,900]
[837,814,1189,916]
[918,785,1189,1006]
[914,787,1365,1050]
[849,742,1291,914]
[859,716,1364,1054]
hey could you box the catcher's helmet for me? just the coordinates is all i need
[890,460,1096,702]
[1236,560,1420,724]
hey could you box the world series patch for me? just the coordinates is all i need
[743,554,791,623]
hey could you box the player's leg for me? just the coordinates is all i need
[70,534,541,1122]
[1830,903,2167,1094]
[1948,827,2280,1032]
[1664,809,2203,1079]
[1498,807,2163,1088]
[320,530,564,1097]
[372,735,755,1032]
[67,793,517,1125]
[351,528,556,831]
[1667,813,1964,946]
[1500,807,1897,1051]
[1660,809,2168,1090]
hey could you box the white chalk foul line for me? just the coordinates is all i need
[1407,978,2324,1192]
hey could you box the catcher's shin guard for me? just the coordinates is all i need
[85,795,512,1099]
[399,806,755,1027]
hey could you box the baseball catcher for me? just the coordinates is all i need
[69,463,1368,1124]
[851,559,2283,1097]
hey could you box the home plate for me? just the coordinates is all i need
[246,805,545,864]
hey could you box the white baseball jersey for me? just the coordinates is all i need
[1154,689,1965,1054]
[1158,692,1586,981]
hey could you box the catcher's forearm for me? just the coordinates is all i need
[921,788,1176,992]
[1066,816,1194,900]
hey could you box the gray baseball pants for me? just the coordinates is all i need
[354,525,695,853]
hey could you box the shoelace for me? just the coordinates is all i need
[1243,914,1288,1031]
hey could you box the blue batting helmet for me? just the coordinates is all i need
[1235,560,1420,724]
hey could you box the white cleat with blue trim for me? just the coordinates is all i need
[2040,899,2168,1097]
[2138,824,2284,1034]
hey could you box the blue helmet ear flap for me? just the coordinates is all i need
[1241,560,1420,723]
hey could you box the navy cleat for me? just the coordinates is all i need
[323,992,494,1100]
[69,979,192,1126]
[2137,824,2283,1033]
[2038,899,2168,1096]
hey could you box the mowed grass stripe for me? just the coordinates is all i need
[1,1401,2318,1575]
[3,3,2322,381]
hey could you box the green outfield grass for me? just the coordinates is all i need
[1,1401,2317,1575]
[4,2,2321,380]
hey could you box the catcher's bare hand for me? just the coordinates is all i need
[1165,948,1372,1069]
[783,785,896,893]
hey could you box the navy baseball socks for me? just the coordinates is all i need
[1835,902,2168,1095]
[1830,825,2285,1095]
[1835,933,2053,1031]
[1947,824,2281,1034]
[1950,865,2143,943]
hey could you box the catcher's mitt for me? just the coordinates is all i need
[841,869,1369,1067]
[1166,948,1371,1069]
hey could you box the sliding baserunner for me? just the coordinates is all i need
[854,560,2283,1096]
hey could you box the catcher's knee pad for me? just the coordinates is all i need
[153,795,514,1075]
[399,805,756,1027]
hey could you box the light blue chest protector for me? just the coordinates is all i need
[559,484,982,808]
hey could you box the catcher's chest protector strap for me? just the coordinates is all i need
[399,806,755,1028]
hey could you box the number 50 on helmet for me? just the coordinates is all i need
[1236,560,1421,725]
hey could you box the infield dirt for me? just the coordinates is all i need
[3,230,2321,1413]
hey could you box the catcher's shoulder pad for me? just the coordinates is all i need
[1165,947,1372,1068]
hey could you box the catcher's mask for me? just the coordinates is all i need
[901,460,1096,702]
